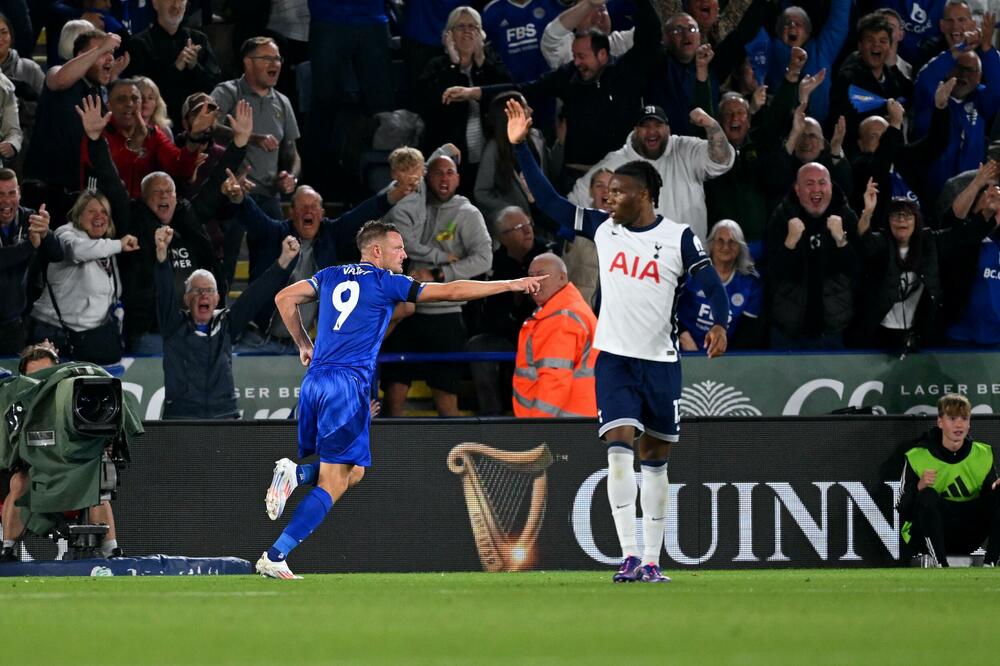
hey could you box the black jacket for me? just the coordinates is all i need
[155,257,291,419]
[415,52,511,163]
[896,427,999,521]
[830,52,913,153]
[86,135,245,339]
[124,23,221,127]
[766,187,859,337]
[486,0,661,166]
[0,207,63,323]
[855,212,996,345]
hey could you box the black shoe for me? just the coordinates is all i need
[0,546,19,562]
[109,547,125,558]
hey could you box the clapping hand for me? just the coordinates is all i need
[75,95,111,140]
[830,116,846,156]
[935,77,957,109]
[504,98,532,145]
[175,38,202,71]
[863,177,879,216]
[228,99,253,147]
[798,68,826,105]
[981,11,996,52]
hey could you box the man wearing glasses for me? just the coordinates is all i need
[153,225,300,419]
[212,37,301,221]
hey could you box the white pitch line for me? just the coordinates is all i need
[7,590,282,600]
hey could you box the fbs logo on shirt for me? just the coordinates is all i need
[436,221,458,242]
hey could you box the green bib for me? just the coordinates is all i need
[901,441,994,544]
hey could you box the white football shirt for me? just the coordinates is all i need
[575,210,710,362]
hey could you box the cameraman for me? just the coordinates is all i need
[1,342,122,560]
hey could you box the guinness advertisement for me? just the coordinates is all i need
[15,417,999,572]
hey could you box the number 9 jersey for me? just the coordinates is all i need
[308,263,423,376]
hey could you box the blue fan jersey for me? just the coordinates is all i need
[482,0,562,83]
[308,263,422,375]
[677,270,761,351]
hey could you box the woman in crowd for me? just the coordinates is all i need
[854,169,1000,353]
[678,219,764,351]
[414,6,509,195]
[135,75,173,141]
[474,91,561,235]
[28,191,139,365]
[0,12,43,149]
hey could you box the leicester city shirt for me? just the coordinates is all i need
[308,263,422,375]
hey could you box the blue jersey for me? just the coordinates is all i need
[677,270,761,350]
[876,0,943,65]
[947,238,1000,345]
[482,0,562,83]
[308,263,422,376]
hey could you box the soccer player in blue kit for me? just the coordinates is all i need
[505,99,731,583]
[256,220,546,579]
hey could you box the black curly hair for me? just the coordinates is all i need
[613,160,663,208]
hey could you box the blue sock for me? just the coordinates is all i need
[296,462,319,486]
[267,487,333,562]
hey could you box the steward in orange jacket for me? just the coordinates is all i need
[513,254,598,417]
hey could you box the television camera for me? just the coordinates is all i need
[0,362,142,559]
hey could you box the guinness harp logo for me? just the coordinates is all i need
[447,442,554,572]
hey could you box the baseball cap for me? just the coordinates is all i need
[637,105,668,125]
[181,92,218,119]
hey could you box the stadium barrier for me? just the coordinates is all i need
[2,350,998,418]
[18,415,995,573]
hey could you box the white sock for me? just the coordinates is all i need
[101,538,118,557]
[607,448,638,558]
[641,463,669,566]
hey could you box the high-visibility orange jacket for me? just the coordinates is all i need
[513,282,598,418]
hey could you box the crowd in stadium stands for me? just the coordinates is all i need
[2,0,1000,415]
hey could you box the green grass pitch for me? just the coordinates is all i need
[7,568,999,665]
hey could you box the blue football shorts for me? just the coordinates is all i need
[594,350,681,442]
[297,365,372,466]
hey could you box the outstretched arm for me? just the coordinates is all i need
[417,275,545,302]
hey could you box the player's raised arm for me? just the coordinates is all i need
[506,100,603,240]
[417,275,546,303]
[275,279,319,365]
